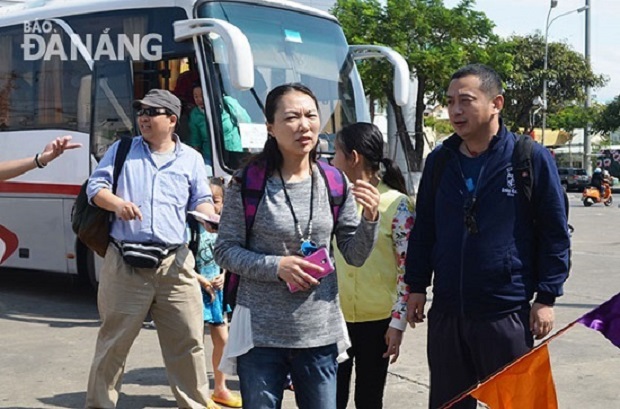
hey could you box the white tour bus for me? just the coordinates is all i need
[0,0,409,285]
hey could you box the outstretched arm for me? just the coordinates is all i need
[0,156,38,181]
[0,135,81,181]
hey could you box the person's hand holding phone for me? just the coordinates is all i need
[277,255,323,292]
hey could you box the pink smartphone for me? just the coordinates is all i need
[287,247,335,293]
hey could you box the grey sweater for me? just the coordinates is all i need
[214,164,378,348]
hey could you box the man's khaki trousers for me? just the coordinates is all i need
[85,244,210,409]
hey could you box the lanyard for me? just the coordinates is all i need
[277,168,316,255]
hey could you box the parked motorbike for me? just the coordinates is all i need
[582,183,613,207]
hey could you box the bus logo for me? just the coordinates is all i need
[0,224,18,264]
[21,20,163,62]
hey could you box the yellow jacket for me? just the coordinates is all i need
[335,181,414,331]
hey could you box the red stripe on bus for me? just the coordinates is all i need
[0,181,81,195]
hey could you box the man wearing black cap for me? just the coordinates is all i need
[84,89,220,409]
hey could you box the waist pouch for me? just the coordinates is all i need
[115,241,178,269]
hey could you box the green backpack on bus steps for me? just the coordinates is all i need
[71,137,132,257]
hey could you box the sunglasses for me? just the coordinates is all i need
[464,197,479,235]
[136,107,172,117]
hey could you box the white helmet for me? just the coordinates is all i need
[594,167,602,173]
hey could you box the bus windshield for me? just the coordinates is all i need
[198,1,361,170]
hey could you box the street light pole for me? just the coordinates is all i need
[542,1,588,147]
[542,1,557,146]
[583,0,592,174]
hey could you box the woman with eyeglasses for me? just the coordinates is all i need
[331,122,414,409]
[214,83,380,408]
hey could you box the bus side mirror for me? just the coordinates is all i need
[350,45,410,106]
[174,18,254,90]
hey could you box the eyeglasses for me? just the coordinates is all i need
[464,197,479,235]
[136,107,171,117]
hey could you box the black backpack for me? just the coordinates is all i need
[71,137,132,257]
[431,134,572,268]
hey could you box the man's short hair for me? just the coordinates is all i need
[451,64,503,98]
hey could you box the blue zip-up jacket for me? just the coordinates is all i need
[404,125,570,319]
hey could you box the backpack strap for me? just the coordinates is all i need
[112,137,132,195]
[241,161,268,246]
[187,217,201,257]
[316,160,347,227]
[512,134,535,204]
[241,160,347,241]
[513,134,573,233]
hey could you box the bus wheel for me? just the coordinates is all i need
[77,241,98,291]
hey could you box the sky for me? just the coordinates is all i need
[444,0,619,103]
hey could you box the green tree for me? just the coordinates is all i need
[331,0,386,119]
[333,0,503,171]
[547,104,599,134]
[594,96,620,136]
[497,34,606,133]
[546,104,603,150]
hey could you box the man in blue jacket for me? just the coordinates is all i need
[405,64,570,409]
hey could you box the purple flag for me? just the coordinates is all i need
[578,292,620,348]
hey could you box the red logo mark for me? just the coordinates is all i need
[0,224,19,264]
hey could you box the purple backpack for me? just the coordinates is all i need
[224,160,347,307]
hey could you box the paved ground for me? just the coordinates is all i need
[0,191,619,408]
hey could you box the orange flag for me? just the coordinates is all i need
[469,345,558,409]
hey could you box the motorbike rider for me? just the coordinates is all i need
[591,167,605,197]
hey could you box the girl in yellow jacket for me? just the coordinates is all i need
[332,122,414,409]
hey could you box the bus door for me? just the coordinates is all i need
[174,17,254,177]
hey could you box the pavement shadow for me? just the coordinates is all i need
[124,367,240,391]
[35,391,176,409]
[0,268,100,328]
[124,367,169,387]
[9,369,237,409]
[36,391,85,409]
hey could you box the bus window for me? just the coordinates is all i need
[91,60,135,159]
[198,2,360,171]
[0,27,90,132]
[0,6,193,141]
